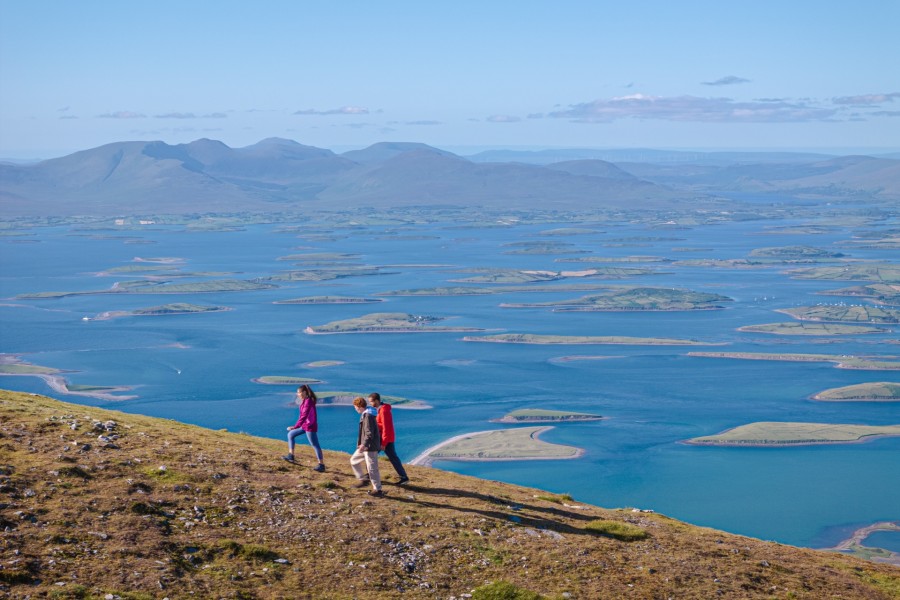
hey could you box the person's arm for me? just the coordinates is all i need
[297,398,310,429]
[379,406,393,447]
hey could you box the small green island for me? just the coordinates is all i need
[688,352,900,370]
[252,376,324,385]
[410,426,583,466]
[305,312,485,334]
[274,296,383,304]
[812,382,900,401]
[492,409,604,423]
[686,422,900,446]
[90,303,230,320]
[376,284,611,297]
[302,360,345,368]
[466,333,717,346]
[501,287,732,311]
[449,267,656,284]
[737,322,889,335]
[315,391,430,409]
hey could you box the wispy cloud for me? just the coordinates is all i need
[548,94,837,123]
[486,114,522,123]
[832,92,900,106]
[702,75,750,86]
[871,110,900,117]
[154,112,227,119]
[97,111,146,119]
[294,106,369,115]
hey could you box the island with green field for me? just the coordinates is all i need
[304,312,485,334]
[376,283,611,296]
[0,355,135,401]
[465,333,717,346]
[91,303,230,320]
[449,267,656,284]
[315,391,430,409]
[737,322,890,335]
[688,352,900,370]
[812,382,900,401]
[410,426,583,466]
[501,287,732,311]
[274,296,383,304]
[260,267,391,282]
[786,264,900,283]
[818,283,900,305]
[492,409,604,423]
[16,279,277,299]
[748,245,845,259]
[685,422,900,446]
[776,305,900,324]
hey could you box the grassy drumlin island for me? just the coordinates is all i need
[2,390,899,600]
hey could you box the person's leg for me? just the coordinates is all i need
[383,442,408,479]
[363,450,382,490]
[305,430,325,464]
[350,448,369,481]
[285,428,304,460]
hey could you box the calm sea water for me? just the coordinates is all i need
[1,216,897,549]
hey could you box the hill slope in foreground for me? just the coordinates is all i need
[1,390,898,600]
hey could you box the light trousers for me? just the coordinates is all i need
[350,448,381,490]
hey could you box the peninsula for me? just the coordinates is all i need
[686,422,900,446]
[409,426,583,466]
[315,391,431,409]
[274,295,383,304]
[812,382,900,401]
[688,352,900,370]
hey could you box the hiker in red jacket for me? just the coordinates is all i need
[367,392,409,485]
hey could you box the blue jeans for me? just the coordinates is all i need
[288,428,324,463]
[382,442,407,479]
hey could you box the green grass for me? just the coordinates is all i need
[585,519,649,541]
[472,580,545,599]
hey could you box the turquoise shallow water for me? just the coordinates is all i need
[1,217,897,549]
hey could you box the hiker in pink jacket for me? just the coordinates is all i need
[283,384,325,472]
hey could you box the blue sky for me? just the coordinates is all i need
[1,1,898,159]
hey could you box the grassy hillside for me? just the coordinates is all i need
[1,389,898,599]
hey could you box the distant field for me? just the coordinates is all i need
[687,422,900,446]
[813,382,900,401]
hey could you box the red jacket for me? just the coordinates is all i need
[375,403,395,447]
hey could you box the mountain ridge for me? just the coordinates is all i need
[1,138,897,217]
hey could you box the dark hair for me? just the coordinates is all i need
[298,384,318,405]
[367,392,381,403]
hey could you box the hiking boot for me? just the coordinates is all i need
[395,477,410,486]
[353,479,371,488]
[313,464,326,472]
[282,454,295,463]
[367,489,385,498]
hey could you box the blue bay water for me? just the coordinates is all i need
[1,217,898,549]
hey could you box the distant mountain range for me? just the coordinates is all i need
[1,138,897,216]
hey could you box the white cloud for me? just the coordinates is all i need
[97,111,146,119]
[832,92,900,106]
[548,94,838,123]
[486,114,522,123]
[294,106,369,115]
[702,75,751,86]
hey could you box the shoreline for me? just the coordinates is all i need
[822,521,900,566]
[0,373,137,401]
[409,426,585,467]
